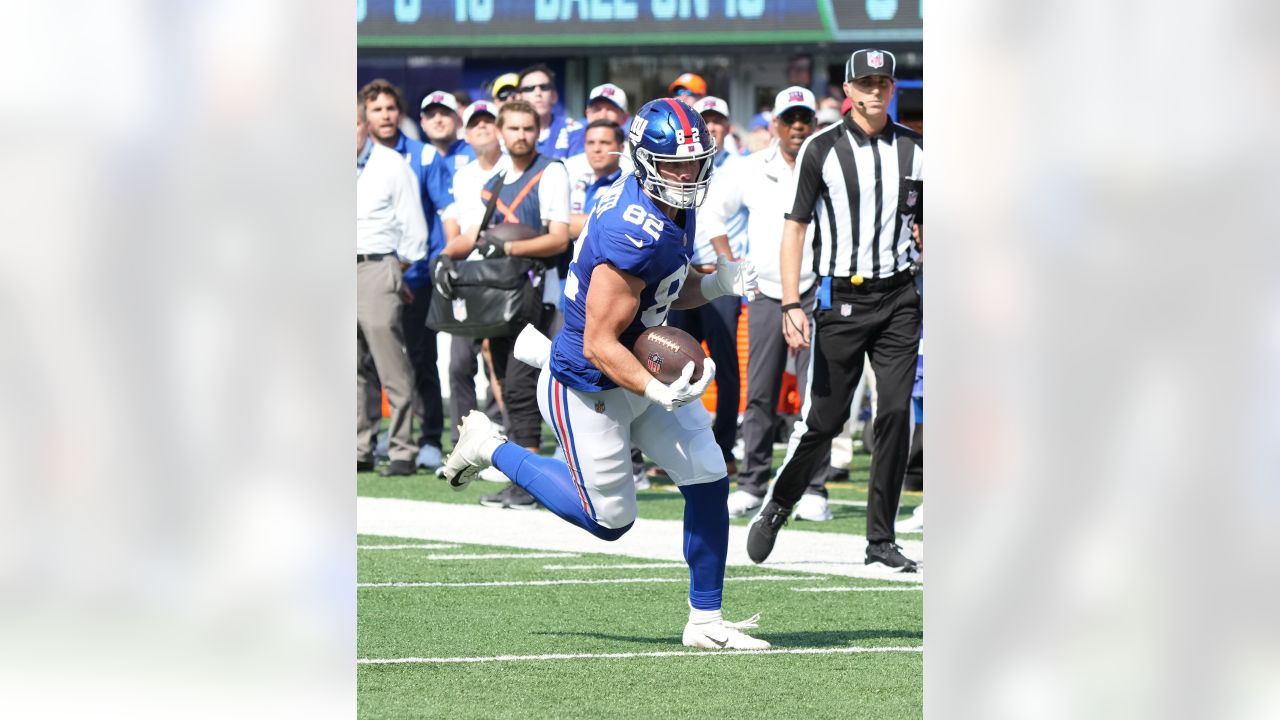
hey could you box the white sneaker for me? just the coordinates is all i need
[440,411,505,491]
[895,504,924,533]
[793,493,833,522]
[727,489,764,518]
[478,465,509,483]
[634,472,651,491]
[682,613,771,650]
[416,444,443,469]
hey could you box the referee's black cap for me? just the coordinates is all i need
[845,49,897,81]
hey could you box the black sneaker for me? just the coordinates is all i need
[479,483,539,510]
[865,541,919,573]
[504,484,538,510]
[357,458,376,473]
[746,501,790,564]
[379,459,417,477]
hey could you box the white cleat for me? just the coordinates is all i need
[793,493,833,522]
[683,613,771,650]
[440,411,505,491]
[478,465,509,483]
[727,489,764,518]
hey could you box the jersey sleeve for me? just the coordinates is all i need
[590,212,653,279]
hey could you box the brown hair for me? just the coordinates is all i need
[517,63,556,87]
[357,79,405,119]
[585,119,624,146]
[497,100,540,131]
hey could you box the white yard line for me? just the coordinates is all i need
[359,575,825,589]
[825,499,868,507]
[357,497,923,583]
[419,552,579,561]
[359,645,923,664]
[357,543,460,550]
[543,562,688,570]
[792,586,923,593]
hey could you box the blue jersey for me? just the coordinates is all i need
[550,175,695,393]
[538,111,585,159]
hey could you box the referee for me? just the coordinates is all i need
[746,49,923,572]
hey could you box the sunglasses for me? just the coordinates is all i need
[495,88,516,100]
[673,88,699,98]
[519,82,554,94]
[778,109,815,125]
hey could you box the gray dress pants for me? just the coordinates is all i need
[356,256,416,463]
[737,293,831,497]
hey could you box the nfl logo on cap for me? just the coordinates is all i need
[868,51,884,69]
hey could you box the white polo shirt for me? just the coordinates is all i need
[702,142,816,299]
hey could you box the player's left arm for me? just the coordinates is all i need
[672,254,758,309]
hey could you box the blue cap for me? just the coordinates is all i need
[748,112,772,131]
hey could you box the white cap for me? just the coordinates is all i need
[772,86,817,116]
[420,90,459,114]
[587,83,628,113]
[461,100,497,127]
[692,96,730,118]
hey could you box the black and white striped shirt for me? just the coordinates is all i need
[785,116,923,280]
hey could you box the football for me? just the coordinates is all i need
[633,326,706,385]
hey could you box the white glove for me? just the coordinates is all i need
[643,357,716,411]
[700,254,759,300]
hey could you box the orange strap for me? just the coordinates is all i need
[480,168,548,225]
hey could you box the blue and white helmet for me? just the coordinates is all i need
[627,98,717,209]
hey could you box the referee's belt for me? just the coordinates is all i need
[831,269,915,293]
[356,252,392,263]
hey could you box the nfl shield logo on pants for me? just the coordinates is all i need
[868,51,884,69]
[841,304,852,317]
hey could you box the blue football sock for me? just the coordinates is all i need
[491,442,631,541]
[678,477,730,610]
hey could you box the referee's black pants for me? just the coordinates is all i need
[770,278,921,544]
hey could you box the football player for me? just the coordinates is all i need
[442,99,765,650]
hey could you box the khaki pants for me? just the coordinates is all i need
[356,256,416,463]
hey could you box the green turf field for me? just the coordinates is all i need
[358,536,922,719]
[359,421,923,718]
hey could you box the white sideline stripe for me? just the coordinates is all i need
[421,552,579,561]
[825,499,867,507]
[358,575,824,589]
[357,544,460,550]
[792,586,923,593]
[359,645,923,664]
[358,497,923,583]
[543,562,687,570]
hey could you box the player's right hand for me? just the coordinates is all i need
[643,357,716,411]
[782,307,811,350]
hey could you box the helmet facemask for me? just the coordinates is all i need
[633,144,717,209]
